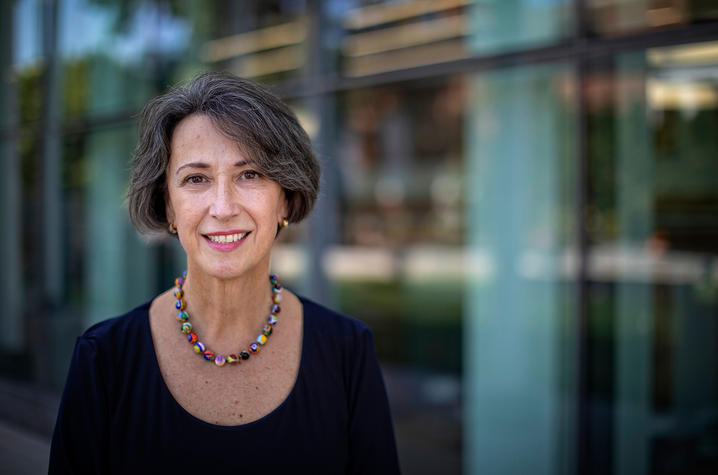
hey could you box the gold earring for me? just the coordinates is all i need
[168,222,177,234]
[280,218,289,229]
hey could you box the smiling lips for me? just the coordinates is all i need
[206,232,248,243]
[203,231,250,250]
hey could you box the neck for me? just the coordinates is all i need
[181,261,274,347]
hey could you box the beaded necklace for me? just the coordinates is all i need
[173,271,282,367]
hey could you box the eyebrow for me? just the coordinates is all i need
[175,160,250,175]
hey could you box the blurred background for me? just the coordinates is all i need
[1,0,718,473]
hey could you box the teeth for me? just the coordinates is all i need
[207,232,247,243]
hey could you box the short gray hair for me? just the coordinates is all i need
[127,72,320,235]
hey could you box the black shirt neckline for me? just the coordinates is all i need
[142,294,308,430]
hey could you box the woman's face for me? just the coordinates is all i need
[166,113,287,280]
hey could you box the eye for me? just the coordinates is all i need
[241,170,259,180]
[184,175,206,185]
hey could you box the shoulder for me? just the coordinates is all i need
[81,301,151,342]
[296,294,379,377]
[298,295,373,343]
[75,301,152,362]
[66,301,154,393]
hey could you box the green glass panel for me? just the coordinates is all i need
[464,62,578,474]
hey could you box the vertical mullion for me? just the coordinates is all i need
[574,0,591,473]
[0,0,23,352]
[40,0,62,308]
[575,55,590,475]
[303,0,336,305]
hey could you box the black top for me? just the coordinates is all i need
[49,295,400,474]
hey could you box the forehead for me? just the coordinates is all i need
[169,114,251,167]
[171,114,226,147]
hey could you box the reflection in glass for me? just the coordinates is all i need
[467,0,573,54]
[198,1,308,82]
[588,0,718,36]
[587,41,718,474]
[58,0,190,117]
[335,77,467,472]
[334,0,573,77]
[465,63,578,474]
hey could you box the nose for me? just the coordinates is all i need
[209,179,240,220]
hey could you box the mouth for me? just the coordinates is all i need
[204,232,249,243]
[202,231,251,250]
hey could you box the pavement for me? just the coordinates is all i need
[0,420,49,475]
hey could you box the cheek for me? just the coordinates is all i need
[165,185,181,219]
[169,194,200,226]
[177,204,202,224]
[165,201,175,222]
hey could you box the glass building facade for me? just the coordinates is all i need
[1,1,718,473]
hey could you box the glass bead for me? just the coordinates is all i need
[177,311,189,321]
[182,270,187,278]
[269,274,278,284]
[271,304,280,314]
[175,277,184,287]
[257,334,267,345]
[181,322,192,334]
[174,288,183,299]
[249,343,259,354]
[227,354,239,364]
[240,351,250,360]
[175,299,186,310]
[203,350,215,361]
[273,284,282,292]
[273,293,283,304]
[187,332,198,343]
[263,325,272,336]
[214,354,225,366]
[268,315,278,325]
[194,342,205,354]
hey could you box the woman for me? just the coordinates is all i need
[49,72,400,474]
